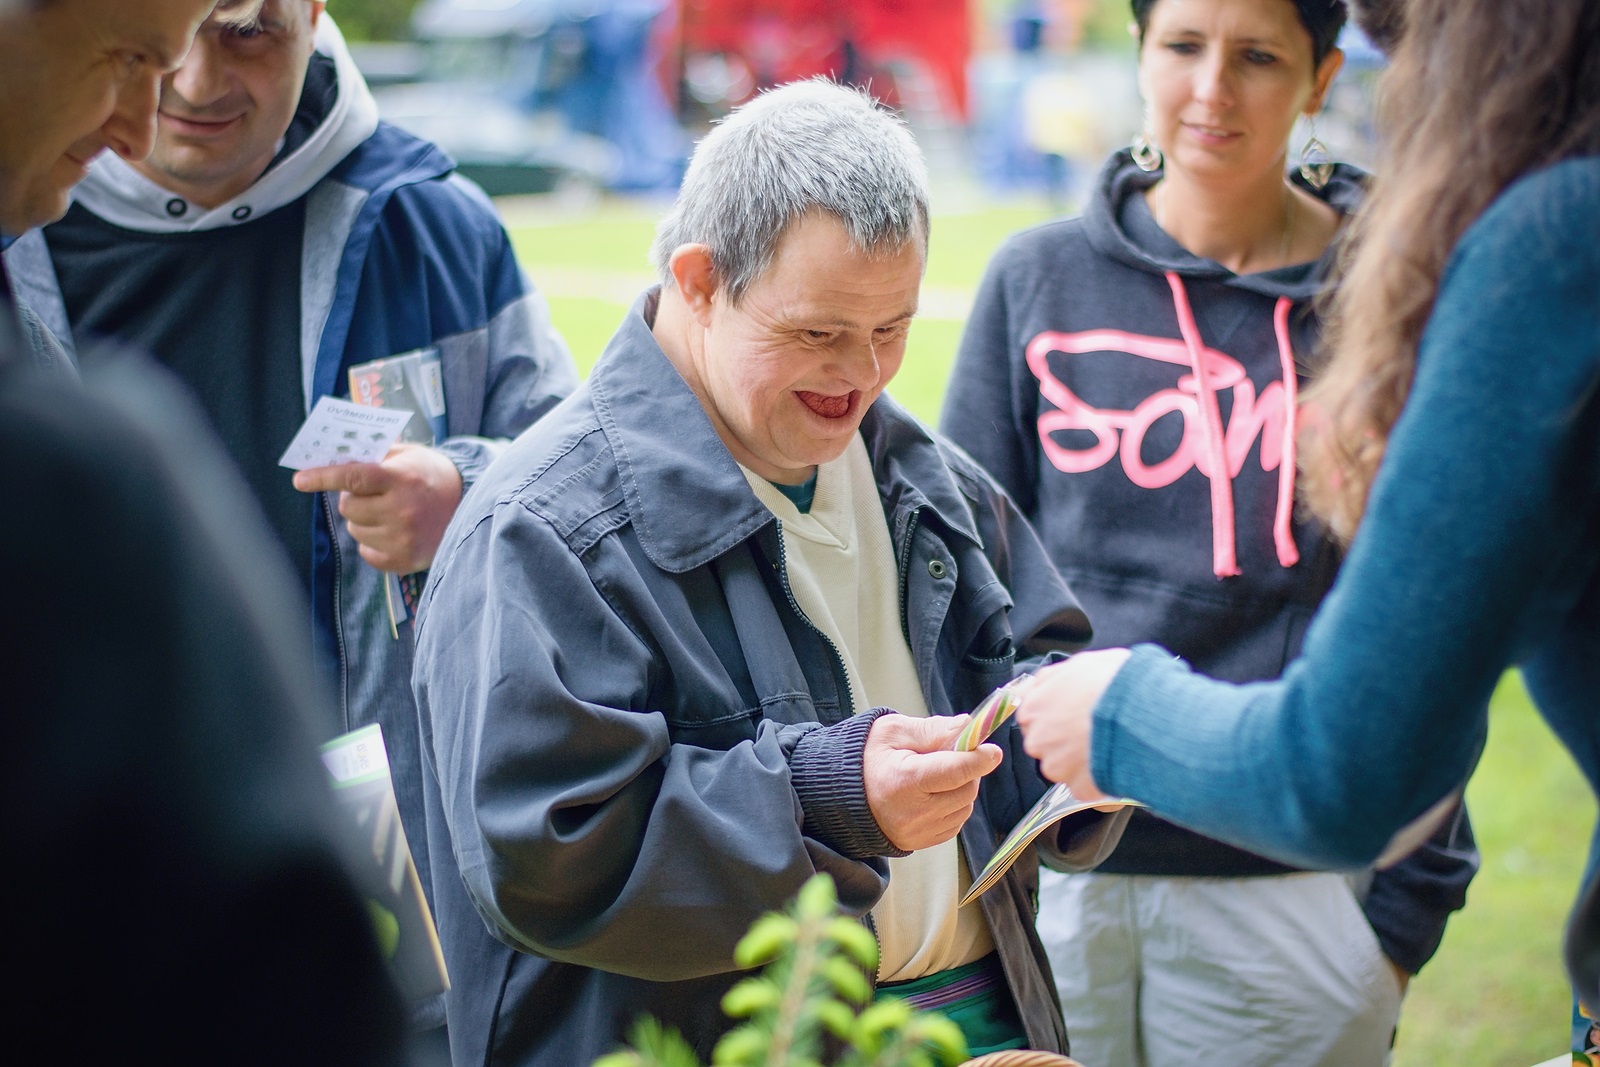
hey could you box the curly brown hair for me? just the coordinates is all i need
[1299,0,1600,540]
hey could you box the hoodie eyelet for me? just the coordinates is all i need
[232,206,252,221]
[927,560,948,579]
[165,198,187,217]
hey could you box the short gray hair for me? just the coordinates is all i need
[652,79,930,303]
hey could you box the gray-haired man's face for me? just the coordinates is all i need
[0,0,214,233]
[680,213,924,486]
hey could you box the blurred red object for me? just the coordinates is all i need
[667,0,971,122]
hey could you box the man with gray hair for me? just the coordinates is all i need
[414,79,1126,1066]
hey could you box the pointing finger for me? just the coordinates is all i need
[293,462,393,496]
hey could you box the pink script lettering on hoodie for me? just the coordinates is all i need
[1025,328,1290,489]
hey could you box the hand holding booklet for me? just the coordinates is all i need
[346,349,447,635]
[950,675,1141,906]
[281,349,450,637]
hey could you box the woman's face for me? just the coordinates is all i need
[1138,0,1343,188]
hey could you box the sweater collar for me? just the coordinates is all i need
[589,289,981,573]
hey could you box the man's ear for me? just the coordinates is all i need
[309,2,327,30]
[668,244,718,328]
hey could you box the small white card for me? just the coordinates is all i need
[278,396,414,471]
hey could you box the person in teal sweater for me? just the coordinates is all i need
[1012,0,1600,1010]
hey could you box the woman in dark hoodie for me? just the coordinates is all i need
[1013,0,1600,1054]
[940,1,1477,1064]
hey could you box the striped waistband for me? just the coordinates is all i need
[876,952,1005,1013]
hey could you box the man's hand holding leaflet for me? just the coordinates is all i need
[867,713,1002,852]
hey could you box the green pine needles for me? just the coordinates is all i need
[593,874,969,1067]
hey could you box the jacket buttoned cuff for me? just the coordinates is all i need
[789,708,908,861]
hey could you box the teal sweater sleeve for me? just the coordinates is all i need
[1090,158,1600,870]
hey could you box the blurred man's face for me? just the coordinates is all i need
[0,0,215,234]
[132,0,324,209]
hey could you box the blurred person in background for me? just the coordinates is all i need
[941,1,1477,1064]
[1006,0,1600,1056]
[1,0,406,1056]
[7,0,578,1048]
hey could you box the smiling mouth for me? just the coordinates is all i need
[160,112,243,136]
[796,391,855,419]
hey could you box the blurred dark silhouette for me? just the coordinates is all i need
[0,325,409,1060]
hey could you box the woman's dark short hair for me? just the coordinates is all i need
[1131,0,1349,66]
[1347,0,1401,54]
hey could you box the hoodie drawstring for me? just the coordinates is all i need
[1164,272,1299,577]
[1271,296,1301,569]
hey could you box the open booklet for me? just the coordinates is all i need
[949,676,1142,907]
[961,783,1141,906]
[322,724,449,1004]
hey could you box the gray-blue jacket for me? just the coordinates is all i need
[414,290,1124,1066]
[0,236,74,378]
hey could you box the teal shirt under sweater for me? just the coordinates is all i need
[1090,156,1600,989]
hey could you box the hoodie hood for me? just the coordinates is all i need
[1074,148,1365,578]
[1084,147,1367,301]
[71,16,379,234]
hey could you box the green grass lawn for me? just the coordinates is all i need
[1393,673,1592,1066]
[505,195,1590,1066]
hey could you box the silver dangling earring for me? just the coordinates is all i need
[1131,131,1162,173]
[1299,116,1333,190]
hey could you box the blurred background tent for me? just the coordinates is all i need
[667,0,971,124]
[356,0,978,195]
[367,0,688,193]
[341,0,1380,200]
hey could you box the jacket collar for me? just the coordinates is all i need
[589,289,981,574]
[858,386,983,551]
